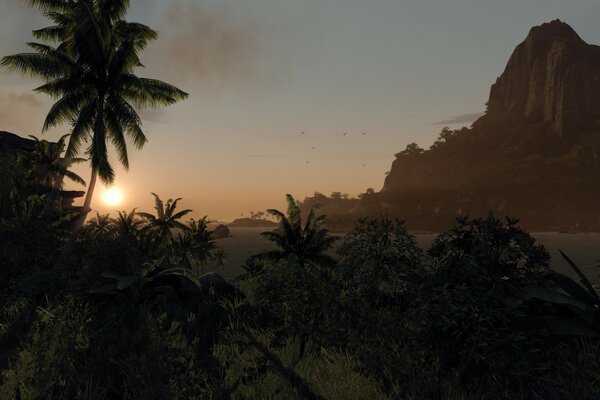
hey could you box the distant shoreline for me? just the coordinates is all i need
[219,226,600,236]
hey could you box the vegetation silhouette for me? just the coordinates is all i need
[1,0,188,263]
[112,207,143,240]
[259,194,338,270]
[18,134,85,189]
[137,192,192,246]
[2,10,600,399]
[1,163,600,398]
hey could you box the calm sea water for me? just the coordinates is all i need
[211,228,600,284]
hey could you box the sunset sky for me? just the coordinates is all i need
[2,0,600,221]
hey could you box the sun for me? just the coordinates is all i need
[103,187,123,207]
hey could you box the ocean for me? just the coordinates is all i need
[211,228,600,285]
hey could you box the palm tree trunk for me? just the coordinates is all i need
[41,168,65,218]
[54,168,97,269]
[75,167,97,230]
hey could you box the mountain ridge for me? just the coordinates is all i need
[302,20,600,232]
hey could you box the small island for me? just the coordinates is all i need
[227,217,278,228]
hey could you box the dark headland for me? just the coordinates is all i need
[301,20,600,233]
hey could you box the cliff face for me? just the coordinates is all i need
[374,21,600,232]
[484,19,600,136]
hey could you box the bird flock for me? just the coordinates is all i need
[301,130,370,167]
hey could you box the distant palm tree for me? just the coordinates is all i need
[112,208,142,239]
[188,217,216,269]
[137,193,192,246]
[214,247,226,270]
[1,0,188,235]
[86,211,112,237]
[260,194,338,269]
[171,217,217,274]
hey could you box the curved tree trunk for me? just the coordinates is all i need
[41,167,65,218]
[53,168,97,269]
[54,95,105,270]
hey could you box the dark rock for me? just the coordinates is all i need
[211,224,231,239]
[364,21,600,232]
[484,19,600,137]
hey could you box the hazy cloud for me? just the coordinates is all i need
[0,91,45,133]
[157,2,259,86]
[139,109,169,124]
[244,154,287,159]
[8,92,43,108]
[433,112,484,125]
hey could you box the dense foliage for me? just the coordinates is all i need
[1,2,599,398]
[1,178,599,399]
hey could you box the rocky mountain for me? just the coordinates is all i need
[306,21,600,232]
[378,20,600,232]
[484,20,600,137]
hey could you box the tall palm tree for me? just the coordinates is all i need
[1,0,188,235]
[260,194,338,269]
[137,193,192,246]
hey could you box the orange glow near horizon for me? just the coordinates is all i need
[103,188,123,207]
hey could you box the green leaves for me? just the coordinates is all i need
[518,252,600,337]
[521,285,595,312]
[137,193,193,246]
[559,250,600,305]
[88,258,203,301]
[261,194,338,269]
[3,0,188,191]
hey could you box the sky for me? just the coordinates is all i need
[2,0,600,221]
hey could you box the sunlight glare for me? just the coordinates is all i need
[103,188,123,206]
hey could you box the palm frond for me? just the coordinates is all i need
[1,53,68,79]
[150,192,165,219]
[171,209,193,221]
[104,108,129,169]
[62,169,86,186]
[65,100,96,159]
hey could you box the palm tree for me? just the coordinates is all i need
[214,248,226,270]
[137,193,192,246]
[86,211,112,237]
[18,134,85,189]
[1,0,188,235]
[188,217,216,269]
[111,208,142,239]
[170,217,217,274]
[260,194,338,269]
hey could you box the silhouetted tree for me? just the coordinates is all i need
[260,194,338,269]
[137,193,192,245]
[396,142,424,158]
[18,135,85,190]
[86,211,112,237]
[1,0,187,238]
[111,208,142,239]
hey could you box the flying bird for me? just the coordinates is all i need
[301,131,305,135]
[311,146,316,150]
[362,163,367,167]
[343,132,348,136]
[362,132,366,136]
[306,160,310,164]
